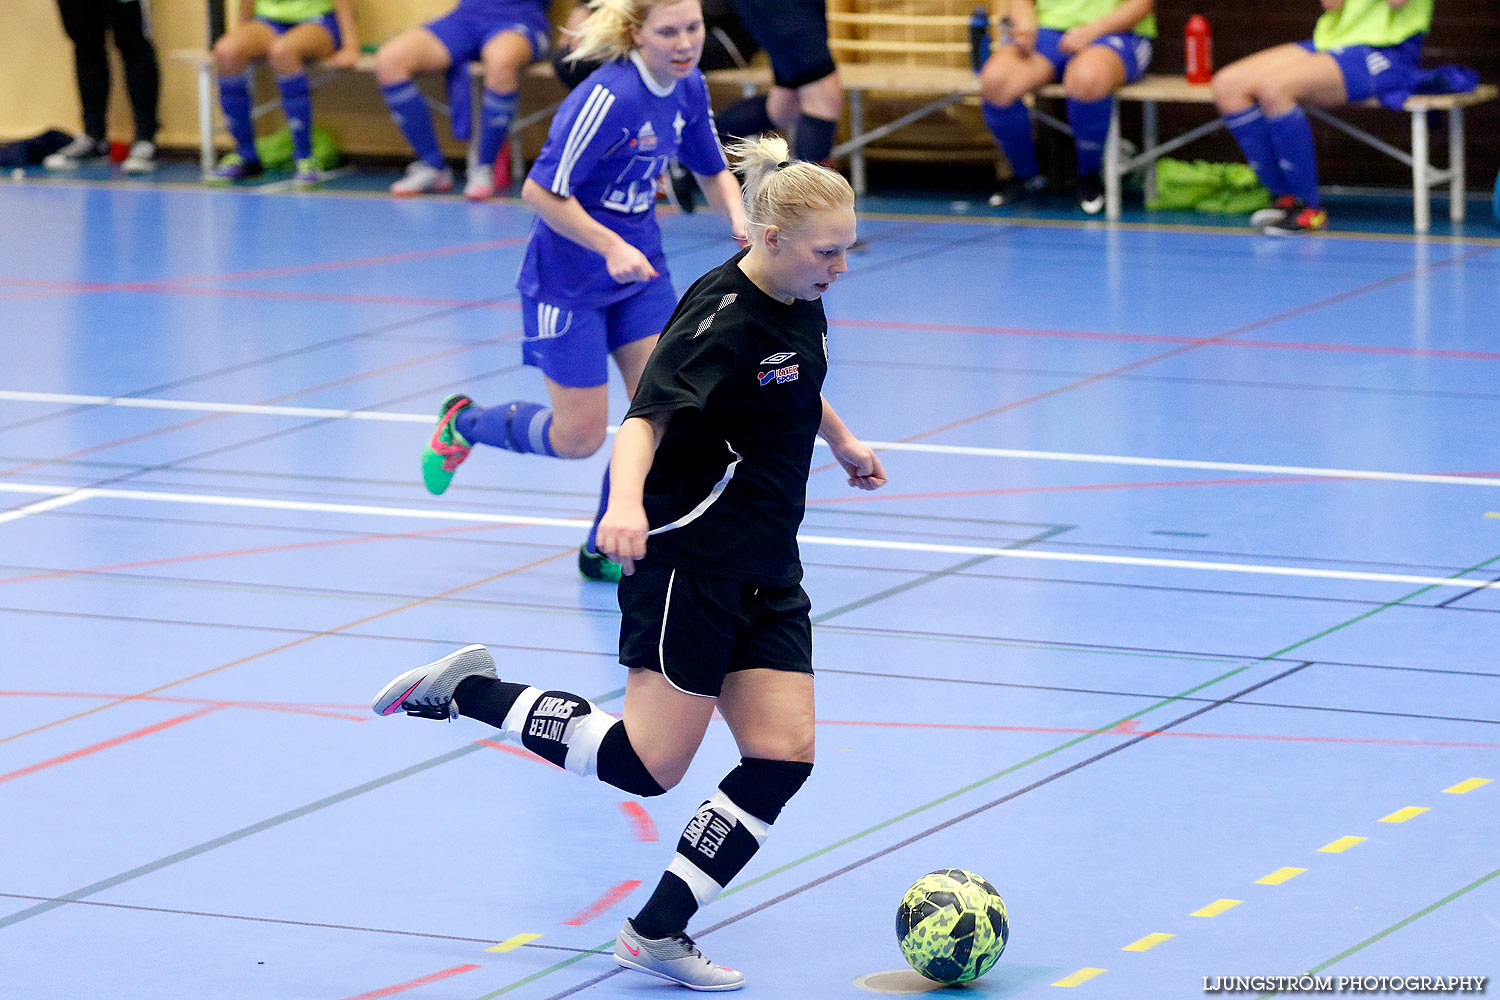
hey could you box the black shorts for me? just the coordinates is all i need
[618,560,813,698]
[728,0,837,89]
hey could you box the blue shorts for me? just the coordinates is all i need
[426,4,550,65]
[256,13,342,50]
[1035,27,1153,84]
[520,278,678,388]
[1297,35,1423,109]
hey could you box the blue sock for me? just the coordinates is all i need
[1266,106,1320,207]
[981,100,1038,180]
[1066,96,1112,177]
[585,466,610,555]
[793,113,837,164]
[477,89,518,169]
[217,71,259,162]
[276,72,313,161]
[1224,106,1289,197]
[381,80,445,168]
[456,401,559,457]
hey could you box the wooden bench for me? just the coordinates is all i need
[171,48,1495,232]
[713,65,1496,233]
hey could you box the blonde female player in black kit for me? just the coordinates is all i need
[373,135,886,992]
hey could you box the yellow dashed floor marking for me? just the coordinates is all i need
[1256,867,1307,885]
[1319,836,1368,853]
[1191,898,1242,917]
[486,933,542,953]
[1379,806,1430,823]
[1053,967,1107,987]
[1122,932,1174,952]
[1444,778,1491,794]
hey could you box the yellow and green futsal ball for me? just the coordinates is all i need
[895,868,1009,984]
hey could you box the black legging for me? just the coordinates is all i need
[55,0,160,143]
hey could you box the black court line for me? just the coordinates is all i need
[0,892,593,954]
[1434,571,1500,608]
[535,661,1318,1000]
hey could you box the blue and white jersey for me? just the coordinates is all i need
[518,52,730,308]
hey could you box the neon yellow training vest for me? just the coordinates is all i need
[254,0,334,25]
[1313,0,1432,51]
[1035,0,1157,40]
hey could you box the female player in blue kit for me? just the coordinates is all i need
[421,0,748,582]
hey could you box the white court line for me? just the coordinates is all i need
[0,489,95,525]
[4,388,1499,488]
[0,480,1493,590]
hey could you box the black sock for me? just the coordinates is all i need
[454,676,528,728]
[632,872,697,939]
[716,95,776,144]
[794,113,837,163]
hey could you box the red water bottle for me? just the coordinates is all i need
[1185,14,1213,84]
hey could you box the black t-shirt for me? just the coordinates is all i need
[626,249,828,587]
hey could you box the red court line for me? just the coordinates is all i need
[476,738,563,770]
[0,520,512,588]
[561,879,642,926]
[132,235,529,288]
[814,718,1500,750]
[618,801,659,842]
[806,474,1319,506]
[894,244,1497,447]
[0,705,221,786]
[0,547,571,747]
[832,317,1500,362]
[0,690,368,722]
[337,964,482,1000]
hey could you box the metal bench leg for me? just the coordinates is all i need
[197,61,215,173]
[1104,99,1121,220]
[1142,100,1158,205]
[1411,107,1430,233]
[849,89,865,197]
[1449,107,1466,223]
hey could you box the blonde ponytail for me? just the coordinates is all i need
[564,0,648,65]
[727,134,854,235]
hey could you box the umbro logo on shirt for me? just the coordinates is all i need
[760,352,796,364]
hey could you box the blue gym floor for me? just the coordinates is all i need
[1,165,1497,1000]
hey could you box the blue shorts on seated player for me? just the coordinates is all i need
[1294,34,1422,109]
[1033,26,1152,84]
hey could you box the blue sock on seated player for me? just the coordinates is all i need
[381,80,446,168]
[981,100,1039,181]
[1066,96,1111,177]
[276,72,314,162]
[218,72,261,163]
[1265,106,1320,207]
[477,89,519,169]
[1222,105,1289,196]
[455,401,560,456]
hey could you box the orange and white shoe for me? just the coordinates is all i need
[390,161,453,196]
[1250,194,1297,229]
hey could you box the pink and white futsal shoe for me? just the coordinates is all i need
[371,644,495,720]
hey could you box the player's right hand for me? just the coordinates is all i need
[605,244,661,284]
[596,504,650,576]
[1009,14,1038,54]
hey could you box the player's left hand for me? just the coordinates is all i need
[1058,27,1098,54]
[831,440,888,491]
[326,47,360,69]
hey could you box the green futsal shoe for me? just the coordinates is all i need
[422,394,474,495]
[578,544,624,583]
